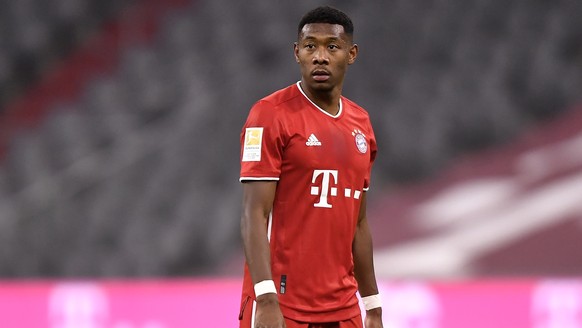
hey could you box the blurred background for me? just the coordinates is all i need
[0,0,582,278]
[1,0,582,326]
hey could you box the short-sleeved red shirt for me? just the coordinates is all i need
[240,82,377,322]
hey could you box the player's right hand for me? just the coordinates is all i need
[254,294,286,328]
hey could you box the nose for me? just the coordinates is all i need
[312,47,329,65]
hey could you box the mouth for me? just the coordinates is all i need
[311,69,330,82]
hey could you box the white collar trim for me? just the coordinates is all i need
[296,81,342,118]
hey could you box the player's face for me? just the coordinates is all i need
[294,23,357,94]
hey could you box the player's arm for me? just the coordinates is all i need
[353,192,383,327]
[241,180,286,328]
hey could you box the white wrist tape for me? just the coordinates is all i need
[362,294,382,310]
[254,280,277,297]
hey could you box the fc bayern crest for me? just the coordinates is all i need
[352,129,368,153]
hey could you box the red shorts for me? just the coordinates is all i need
[239,297,363,328]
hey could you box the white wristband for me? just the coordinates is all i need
[361,294,382,310]
[254,280,277,297]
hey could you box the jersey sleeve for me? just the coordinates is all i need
[363,121,377,191]
[240,100,286,182]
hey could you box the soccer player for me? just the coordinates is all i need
[239,6,382,328]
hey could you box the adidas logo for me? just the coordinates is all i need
[306,134,322,146]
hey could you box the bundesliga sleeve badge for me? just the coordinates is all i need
[352,129,368,154]
[242,127,263,162]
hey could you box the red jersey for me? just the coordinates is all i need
[239,82,377,322]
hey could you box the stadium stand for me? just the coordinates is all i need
[0,0,581,277]
[369,104,582,277]
[0,0,134,112]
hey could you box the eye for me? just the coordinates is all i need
[305,44,315,49]
[328,44,339,50]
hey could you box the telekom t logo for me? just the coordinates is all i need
[310,169,362,207]
[311,170,338,208]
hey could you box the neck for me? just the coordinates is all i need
[299,81,342,116]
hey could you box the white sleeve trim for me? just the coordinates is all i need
[363,186,370,192]
[240,177,280,182]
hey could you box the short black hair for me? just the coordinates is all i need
[297,6,354,37]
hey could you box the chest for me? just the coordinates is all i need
[282,110,371,174]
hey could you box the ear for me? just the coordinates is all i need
[348,43,358,65]
[293,42,300,63]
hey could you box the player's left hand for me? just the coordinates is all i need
[364,308,383,328]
